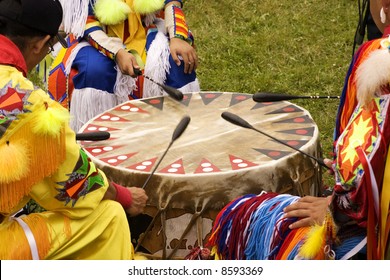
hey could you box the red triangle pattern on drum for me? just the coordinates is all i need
[274,115,313,124]
[100,152,137,166]
[199,92,223,105]
[229,94,251,107]
[266,105,303,114]
[229,155,258,170]
[158,159,185,174]
[253,148,292,160]
[194,158,221,173]
[84,145,125,157]
[277,127,315,137]
[126,157,158,172]
[180,93,192,106]
[114,102,149,114]
[96,112,129,122]
[83,124,119,133]
[142,97,164,110]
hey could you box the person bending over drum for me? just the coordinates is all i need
[203,0,390,260]
[48,0,200,132]
[0,0,148,260]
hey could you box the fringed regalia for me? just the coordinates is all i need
[202,32,390,261]
[48,0,200,132]
[0,35,132,259]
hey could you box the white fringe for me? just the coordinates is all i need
[59,0,93,38]
[356,48,390,106]
[69,88,122,132]
[64,42,90,75]
[143,14,157,27]
[143,19,170,98]
[178,79,201,93]
[114,66,138,100]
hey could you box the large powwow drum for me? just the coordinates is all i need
[79,91,322,259]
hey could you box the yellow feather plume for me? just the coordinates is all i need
[94,0,131,25]
[298,223,326,259]
[133,0,165,14]
[32,104,69,136]
[0,140,30,183]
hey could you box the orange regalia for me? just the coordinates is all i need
[0,34,132,260]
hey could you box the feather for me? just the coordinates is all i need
[356,48,390,107]
[133,0,165,14]
[32,103,69,136]
[94,0,131,25]
[0,140,30,183]
[298,223,326,259]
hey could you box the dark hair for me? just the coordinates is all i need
[0,0,47,52]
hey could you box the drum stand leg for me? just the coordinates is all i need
[134,200,171,254]
[161,210,167,259]
[166,207,205,259]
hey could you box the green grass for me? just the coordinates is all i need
[184,0,360,185]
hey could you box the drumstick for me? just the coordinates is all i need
[221,112,330,169]
[133,68,184,101]
[75,131,111,141]
[252,92,340,103]
[141,115,191,189]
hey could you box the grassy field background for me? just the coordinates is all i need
[184,0,361,185]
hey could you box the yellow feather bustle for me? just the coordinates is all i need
[94,0,131,25]
[133,0,165,14]
[0,140,30,183]
[298,223,326,259]
[32,103,70,136]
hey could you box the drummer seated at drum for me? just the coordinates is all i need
[0,0,148,260]
[284,0,390,260]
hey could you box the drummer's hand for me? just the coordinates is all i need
[283,196,330,229]
[169,37,198,74]
[125,187,148,217]
[323,158,334,175]
[115,49,141,78]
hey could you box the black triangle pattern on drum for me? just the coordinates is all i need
[265,105,304,114]
[199,92,223,105]
[158,159,185,174]
[276,126,315,137]
[252,148,292,160]
[141,97,164,110]
[229,94,252,107]
[273,115,313,124]
[180,93,192,106]
[250,102,274,110]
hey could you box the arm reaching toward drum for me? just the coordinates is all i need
[283,196,332,229]
[104,182,148,216]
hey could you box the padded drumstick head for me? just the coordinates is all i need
[172,115,191,141]
[133,68,184,101]
[75,131,111,141]
[221,112,253,129]
[252,92,300,102]
[221,111,330,169]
